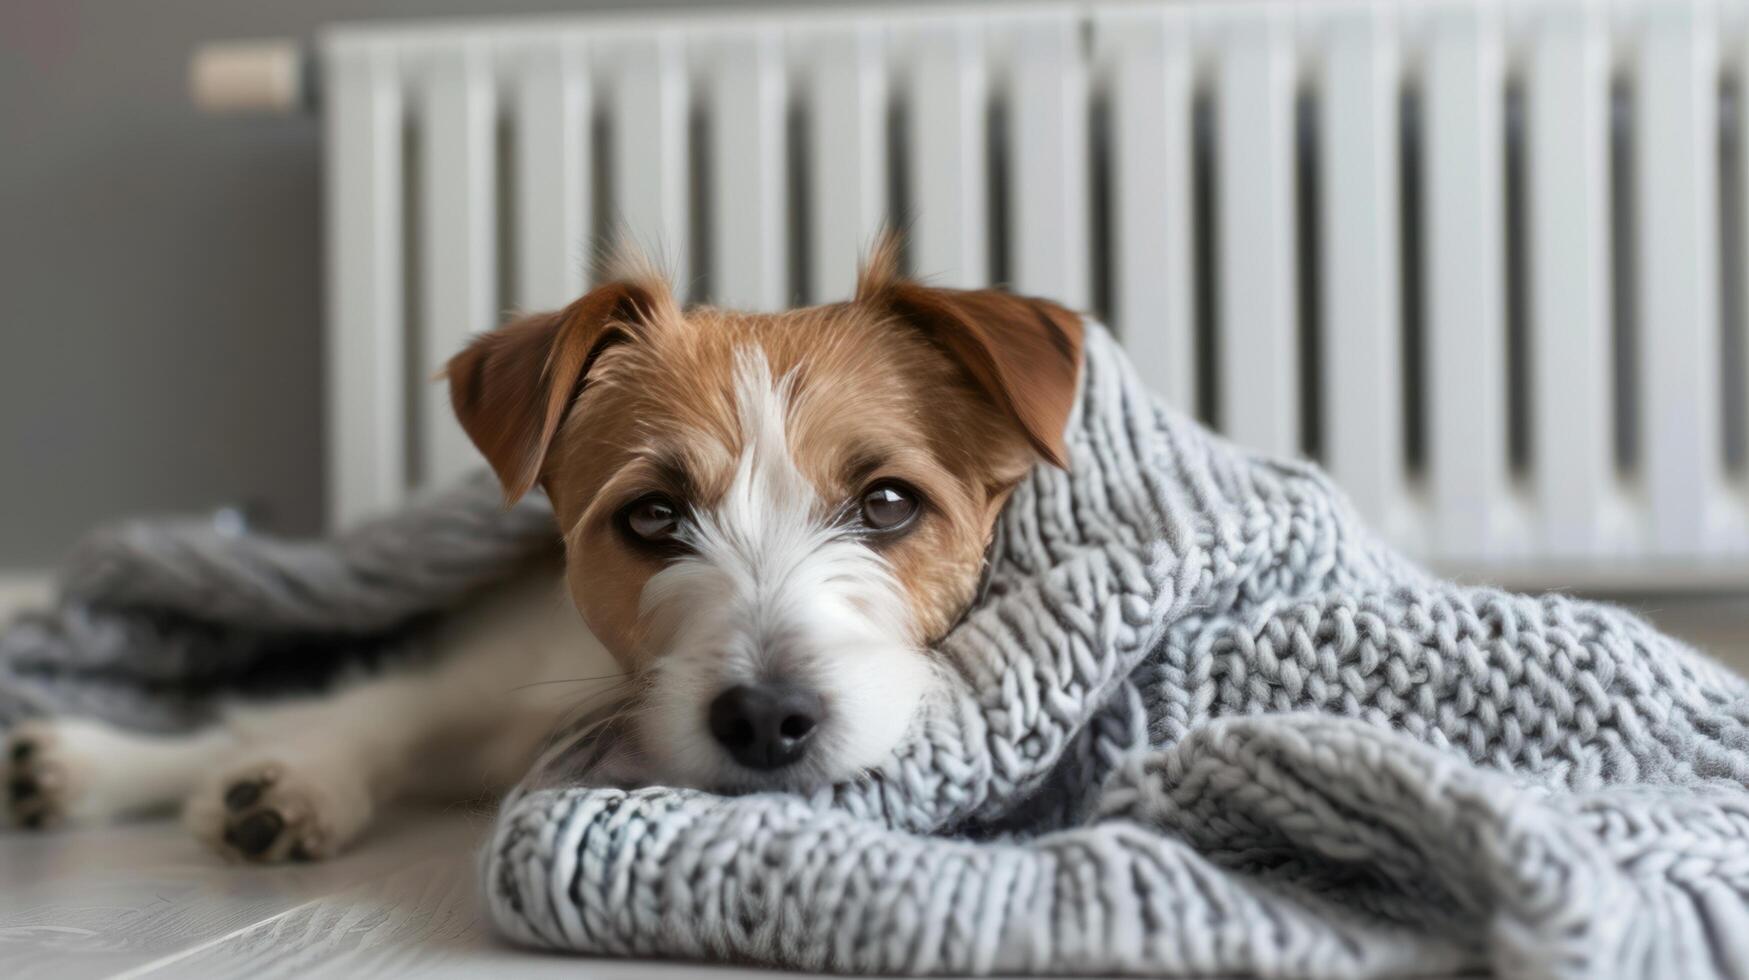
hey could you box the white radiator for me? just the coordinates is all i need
[300,0,1749,589]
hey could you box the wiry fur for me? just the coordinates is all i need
[6,246,1082,862]
[636,350,936,790]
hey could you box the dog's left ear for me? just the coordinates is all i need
[856,244,1083,469]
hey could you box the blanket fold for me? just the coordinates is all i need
[0,474,558,728]
[6,323,1748,978]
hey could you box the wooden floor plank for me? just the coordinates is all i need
[122,852,762,980]
[0,807,491,980]
[0,805,798,979]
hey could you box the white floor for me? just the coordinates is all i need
[1,580,1745,979]
[0,805,768,980]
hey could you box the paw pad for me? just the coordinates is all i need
[5,731,63,829]
[204,766,331,863]
[223,777,264,811]
[225,808,285,856]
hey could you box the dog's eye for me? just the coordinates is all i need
[859,482,919,532]
[623,495,680,542]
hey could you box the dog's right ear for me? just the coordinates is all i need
[446,280,668,504]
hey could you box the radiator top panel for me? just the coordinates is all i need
[319,0,1749,589]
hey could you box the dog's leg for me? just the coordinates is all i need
[184,669,454,863]
[5,718,237,828]
[186,567,615,863]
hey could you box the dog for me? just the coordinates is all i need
[3,245,1083,862]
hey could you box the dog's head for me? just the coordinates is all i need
[447,246,1082,791]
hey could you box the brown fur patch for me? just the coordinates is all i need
[447,259,1083,668]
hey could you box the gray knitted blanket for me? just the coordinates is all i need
[6,324,1749,978]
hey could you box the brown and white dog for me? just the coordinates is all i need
[3,246,1082,862]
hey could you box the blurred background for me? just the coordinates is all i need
[0,0,833,566]
[2,0,1747,635]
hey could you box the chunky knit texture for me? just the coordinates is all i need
[4,324,1748,977]
[484,325,1749,979]
[0,474,557,729]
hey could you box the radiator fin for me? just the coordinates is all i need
[323,37,407,528]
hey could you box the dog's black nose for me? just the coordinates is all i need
[708,683,823,770]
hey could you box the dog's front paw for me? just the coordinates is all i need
[187,760,373,863]
[5,721,89,829]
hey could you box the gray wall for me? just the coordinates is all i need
[0,0,850,567]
